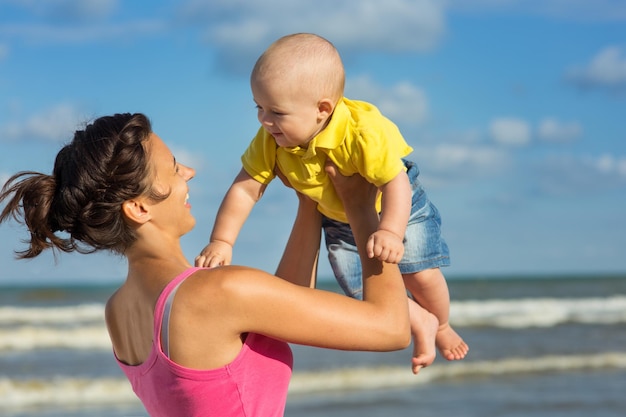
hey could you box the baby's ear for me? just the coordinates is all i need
[122,198,151,225]
[317,98,335,120]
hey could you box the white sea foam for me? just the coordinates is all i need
[290,352,626,393]
[1,296,626,352]
[451,295,626,328]
[0,304,104,325]
[0,376,139,409]
[2,352,626,409]
[0,325,110,350]
[4,296,626,330]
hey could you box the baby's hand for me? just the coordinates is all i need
[367,229,405,264]
[195,241,233,268]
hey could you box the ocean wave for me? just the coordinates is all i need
[2,351,626,409]
[291,351,626,393]
[1,296,626,352]
[0,325,110,351]
[0,304,104,325]
[0,376,138,409]
[451,295,626,328]
[3,296,626,331]
[0,296,626,352]
[3,296,626,330]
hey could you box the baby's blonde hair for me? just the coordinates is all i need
[252,33,345,104]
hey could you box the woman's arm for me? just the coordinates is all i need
[224,163,411,351]
[274,192,321,288]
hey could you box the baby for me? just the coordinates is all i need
[196,33,468,373]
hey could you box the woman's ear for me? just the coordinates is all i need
[122,198,151,225]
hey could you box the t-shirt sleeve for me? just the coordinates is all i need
[241,128,277,185]
[351,117,413,187]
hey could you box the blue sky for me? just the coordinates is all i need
[1,0,625,285]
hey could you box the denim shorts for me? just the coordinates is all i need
[322,159,450,299]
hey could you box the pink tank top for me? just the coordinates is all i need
[115,267,293,416]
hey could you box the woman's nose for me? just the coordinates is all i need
[181,164,195,181]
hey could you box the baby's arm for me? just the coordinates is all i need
[195,168,266,268]
[369,171,411,264]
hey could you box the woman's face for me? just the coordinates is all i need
[145,133,196,236]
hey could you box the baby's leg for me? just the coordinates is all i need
[403,268,468,361]
[322,215,447,371]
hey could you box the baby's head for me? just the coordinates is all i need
[250,33,345,147]
[252,33,345,105]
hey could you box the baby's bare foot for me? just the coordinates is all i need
[436,322,469,361]
[409,303,439,374]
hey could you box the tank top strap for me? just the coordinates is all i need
[154,267,205,356]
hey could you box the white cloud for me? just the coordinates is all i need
[0,20,166,44]
[345,75,429,125]
[537,153,626,196]
[13,0,119,22]
[590,154,626,179]
[537,118,582,143]
[410,143,510,187]
[489,117,531,146]
[180,0,447,73]
[447,0,626,21]
[171,146,205,173]
[0,104,89,143]
[566,46,626,89]
[0,0,163,44]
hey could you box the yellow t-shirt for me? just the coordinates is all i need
[241,97,413,223]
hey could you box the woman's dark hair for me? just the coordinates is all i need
[0,112,166,258]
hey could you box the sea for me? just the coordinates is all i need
[1,274,626,417]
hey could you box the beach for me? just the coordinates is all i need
[1,275,626,416]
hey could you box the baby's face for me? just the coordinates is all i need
[251,77,328,148]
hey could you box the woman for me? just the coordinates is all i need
[0,113,412,416]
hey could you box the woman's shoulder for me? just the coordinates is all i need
[179,265,276,301]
